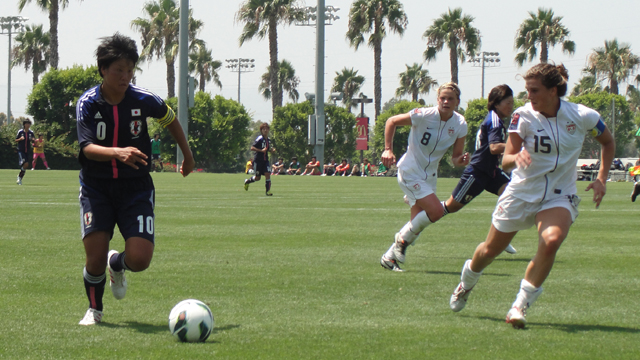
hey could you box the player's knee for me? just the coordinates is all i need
[540,232,565,256]
[126,255,152,272]
[480,243,502,259]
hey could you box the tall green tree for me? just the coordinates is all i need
[514,8,575,66]
[17,0,71,69]
[423,8,480,85]
[131,0,204,98]
[11,24,50,86]
[323,105,357,162]
[372,99,421,158]
[395,63,438,102]
[330,67,365,112]
[258,59,300,103]
[571,74,602,97]
[236,0,301,116]
[585,39,640,95]
[271,101,314,163]
[188,44,222,92]
[346,0,408,121]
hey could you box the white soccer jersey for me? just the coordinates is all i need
[505,100,601,203]
[397,107,468,181]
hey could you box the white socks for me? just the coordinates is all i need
[512,279,543,310]
[398,211,432,244]
[460,259,482,290]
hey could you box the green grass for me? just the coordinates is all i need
[1,169,639,359]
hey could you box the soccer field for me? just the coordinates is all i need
[1,169,639,359]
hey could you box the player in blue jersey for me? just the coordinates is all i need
[15,119,35,185]
[244,122,276,196]
[76,33,194,325]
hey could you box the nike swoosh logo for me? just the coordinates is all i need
[537,129,544,132]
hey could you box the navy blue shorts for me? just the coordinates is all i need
[18,151,31,166]
[451,166,510,205]
[254,161,271,176]
[79,174,155,243]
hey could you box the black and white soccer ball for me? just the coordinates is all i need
[168,299,214,342]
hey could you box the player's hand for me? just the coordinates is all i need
[381,149,395,168]
[585,178,606,208]
[457,152,470,166]
[180,153,195,177]
[515,148,532,170]
[115,147,148,169]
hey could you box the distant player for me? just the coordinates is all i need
[244,122,276,196]
[32,133,51,170]
[334,159,350,176]
[76,33,194,325]
[15,119,35,185]
[450,64,615,329]
[150,133,162,172]
[380,82,470,272]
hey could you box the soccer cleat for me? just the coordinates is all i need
[631,182,640,202]
[504,244,517,254]
[380,255,404,272]
[506,306,527,329]
[107,250,127,300]
[266,191,273,196]
[392,233,408,263]
[244,179,250,191]
[16,176,22,185]
[450,282,473,312]
[79,308,103,325]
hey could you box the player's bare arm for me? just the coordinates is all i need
[450,137,470,167]
[382,112,412,167]
[83,143,148,169]
[586,126,615,208]
[489,142,506,155]
[502,132,529,172]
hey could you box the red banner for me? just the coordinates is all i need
[356,117,369,151]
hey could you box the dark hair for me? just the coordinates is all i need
[292,156,297,161]
[96,33,139,78]
[23,119,31,126]
[259,122,270,131]
[487,85,514,112]
[524,63,569,97]
[342,158,347,162]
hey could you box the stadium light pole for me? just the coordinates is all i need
[468,51,500,98]
[0,16,28,124]
[176,0,189,172]
[225,58,255,103]
[294,2,339,167]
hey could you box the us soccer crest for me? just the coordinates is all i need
[84,212,93,226]
[448,128,455,135]
[413,183,421,191]
[509,113,520,131]
[130,120,142,136]
[566,122,576,135]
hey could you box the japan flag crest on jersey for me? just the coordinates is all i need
[130,120,142,136]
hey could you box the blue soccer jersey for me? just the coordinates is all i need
[468,110,506,176]
[16,129,35,153]
[76,84,175,179]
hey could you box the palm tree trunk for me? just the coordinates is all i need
[32,69,38,86]
[611,78,619,95]
[540,39,548,63]
[49,0,59,69]
[167,58,175,98]
[449,44,458,84]
[200,73,205,92]
[373,37,382,121]
[412,91,418,102]
[268,14,281,117]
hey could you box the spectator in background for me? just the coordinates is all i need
[361,158,373,177]
[287,157,301,175]
[348,162,361,177]
[301,156,321,175]
[334,159,350,176]
[245,160,253,174]
[150,133,162,172]
[272,157,285,175]
[32,133,51,170]
[321,158,338,176]
[376,161,388,176]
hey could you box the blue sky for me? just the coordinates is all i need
[1,0,640,122]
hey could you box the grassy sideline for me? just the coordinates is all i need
[0,169,639,359]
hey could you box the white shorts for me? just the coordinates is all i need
[492,193,580,233]
[397,169,437,207]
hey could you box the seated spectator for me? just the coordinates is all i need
[361,158,373,177]
[334,159,350,176]
[245,160,253,174]
[287,157,302,175]
[376,161,388,176]
[348,163,361,177]
[321,158,338,176]
[301,156,322,175]
[272,157,285,175]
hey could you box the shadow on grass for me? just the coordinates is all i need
[418,270,512,277]
[474,316,640,333]
[212,324,241,334]
[99,321,166,334]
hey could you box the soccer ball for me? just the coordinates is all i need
[168,299,214,342]
[248,169,255,175]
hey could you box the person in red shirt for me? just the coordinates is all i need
[301,156,321,175]
[333,159,350,176]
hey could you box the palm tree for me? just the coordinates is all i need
[570,74,602,97]
[18,0,71,68]
[11,24,50,86]
[188,44,222,92]
[346,0,408,121]
[131,0,204,98]
[330,68,365,112]
[395,63,438,102]
[258,59,300,103]
[585,39,640,95]
[236,0,301,117]
[423,8,480,85]
[514,8,575,66]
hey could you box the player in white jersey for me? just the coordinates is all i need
[380,82,470,272]
[449,64,615,329]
